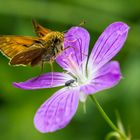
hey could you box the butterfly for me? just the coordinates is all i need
[0,20,64,69]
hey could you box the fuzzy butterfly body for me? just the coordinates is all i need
[0,20,64,67]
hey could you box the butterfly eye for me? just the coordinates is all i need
[54,38,60,44]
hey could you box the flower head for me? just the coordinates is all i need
[13,22,129,133]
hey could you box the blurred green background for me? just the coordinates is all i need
[0,0,140,140]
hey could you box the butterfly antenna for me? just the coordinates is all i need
[62,20,86,34]
[32,19,37,30]
[79,20,86,27]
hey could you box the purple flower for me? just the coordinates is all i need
[13,22,129,133]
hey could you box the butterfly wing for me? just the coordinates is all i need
[10,47,44,66]
[0,36,39,59]
[32,20,52,37]
[0,36,46,66]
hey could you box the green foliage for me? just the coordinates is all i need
[0,0,140,139]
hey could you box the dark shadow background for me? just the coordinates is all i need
[0,0,140,140]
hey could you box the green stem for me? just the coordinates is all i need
[90,95,127,140]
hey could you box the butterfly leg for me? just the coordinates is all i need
[64,46,88,57]
[49,60,54,87]
[31,61,45,82]
[40,60,44,74]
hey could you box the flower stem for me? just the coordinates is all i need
[90,95,127,139]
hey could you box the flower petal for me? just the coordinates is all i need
[13,72,73,90]
[88,22,129,74]
[81,61,121,94]
[34,87,80,133]
[57,26,90,72]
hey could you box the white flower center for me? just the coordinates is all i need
[63,53,94,103]
[63,53,93,87]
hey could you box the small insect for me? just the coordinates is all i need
[65,79,76,87]
[0,20,64,70]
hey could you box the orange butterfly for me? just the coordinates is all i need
[0,20,64,69]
